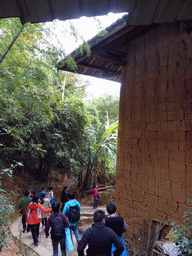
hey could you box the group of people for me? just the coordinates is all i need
[18,184,129,256]
[18,186,55,234]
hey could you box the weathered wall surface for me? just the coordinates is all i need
[116,21,192,234]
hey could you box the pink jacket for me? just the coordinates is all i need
[93,187,98,199]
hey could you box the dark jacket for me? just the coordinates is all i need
[77,222,124,256]
[105,216,126,237]
[45,212,68,239]
[60,190,68,204]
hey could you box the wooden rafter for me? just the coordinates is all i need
[91,48,127,66]
[77,62,121,76]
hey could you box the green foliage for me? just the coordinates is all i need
[0,163,17,251]
[78,41,91,57]
[0,17,119,188]
[97,29,108,37]
[0,193,14,251]
[171,199,192,255]
[0,17,91,180]
[58,55,77,71]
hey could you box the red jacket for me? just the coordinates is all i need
[26,202,52,225]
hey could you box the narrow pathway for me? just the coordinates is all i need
[10,206,107,256]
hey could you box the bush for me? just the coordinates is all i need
[171,199,192,255]
[0,190,14,251]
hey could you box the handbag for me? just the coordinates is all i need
[65,227,73,252]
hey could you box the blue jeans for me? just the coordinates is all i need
[94,198,98,208]
[52,237,66,256]
[30,223,40,244]
[70,225,80,243]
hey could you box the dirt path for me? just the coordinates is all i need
[8,206,107,256]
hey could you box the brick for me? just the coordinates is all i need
[144,193,159,207]
[169,152,179,161]
[159,181,173,200]
[167,141,179,151]
[179,141,186,152]
[159,197,169,214]
[166,200,179,216]
[171,131,186,140]
[132,188,144,203]
[180,120,192,131]
[177,203,191,220]
[161,122,169,131]
[167,121,181,131]
[172,185,186,204]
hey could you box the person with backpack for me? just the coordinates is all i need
[45,202,68,256]
[63,192,81,244]
[60,186,68,212]
[25,195,52,246]
[105,203,129,256]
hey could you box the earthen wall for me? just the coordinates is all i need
[116,21,192,234]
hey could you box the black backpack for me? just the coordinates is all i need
[51,214,65,241]
[68,205,80,223]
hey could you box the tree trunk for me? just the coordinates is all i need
[78,170,83,188]
[78,164,93,195]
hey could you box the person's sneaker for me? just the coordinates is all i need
[22,228,26,233]
[35,242,39,246]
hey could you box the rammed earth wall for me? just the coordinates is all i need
[116,21,192,234]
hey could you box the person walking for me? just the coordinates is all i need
[60,186,68,212]
[47,186,55,207]
[38,187,46,200]
[105,203,129,256]
[18,190,31,233]
[25,194,52,246]
[63,192,81,244]
[45,202,69,256]
[93,184,99,209]
[41,193,51,229]
[77,209,124,256]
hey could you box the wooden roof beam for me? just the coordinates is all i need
[91,48,127,66]
[77,62,121,76]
